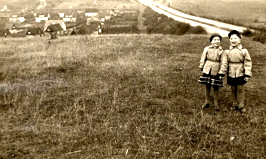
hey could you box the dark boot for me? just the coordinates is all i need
[202,102,210,109]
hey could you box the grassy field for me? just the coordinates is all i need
[169,0,266,28]
[0,34,265,158]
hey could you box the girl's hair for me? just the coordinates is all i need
[228,30,241,39]
[210,33,222,42]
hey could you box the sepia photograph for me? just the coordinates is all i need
[0,0,265,158]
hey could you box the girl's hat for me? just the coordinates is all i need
[228,30,241,39]
[210,33,222,42]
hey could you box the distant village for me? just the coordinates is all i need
[0,0,119,38]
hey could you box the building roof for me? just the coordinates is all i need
[8,27,43,37]
[44,20,66,31]
[45,23,63,32]
[26,27,44,35]
[5,23,20,30]
[65,22,77,29]
[69,29,79,36]
[18,23,44,30]
[13,29,28,37]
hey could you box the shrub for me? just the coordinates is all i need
[254,18,259,23]
[252,31,266,44]
[146,25,154,34]
[187,26,206,34]
[102,10,140,34]
[163,25,177,34]
[242,29,253,37]
[143,7,206,35]
[174,22,191,35]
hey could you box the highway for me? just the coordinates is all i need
[139,0,251,37]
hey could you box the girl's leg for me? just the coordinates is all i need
[231,85,238,109]
[202,84,211,108]
[237,85,246,112]
[213,86,219,110]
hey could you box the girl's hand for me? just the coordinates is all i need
[244,77,250,82]
[218,74,225,80]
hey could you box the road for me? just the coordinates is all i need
[139,0,252,37]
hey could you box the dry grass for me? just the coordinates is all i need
[0,34,265,158]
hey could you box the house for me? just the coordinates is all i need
[9,13,25,22]
[35,12,50,22]
[86,16,100,25]
[24,12,35,23]
[68,29,79,36]
[58,9,71,18]
[12,29,28,37]
[26,27,44,36]
[65,22,77,30]
[45,23,63,32]
[78,26,92,34]
[44,20,66,39]
[85,8,99,17]
[0,12,10,21]
[44,23,64,39]
[9,27,44,38]
[0,13,10,28]
[44,20,66,32]
[5,23,20,34]
[18,23,44,30]
[0,29,11,37]
[76,9,84,14]
[9,14,17,22]
[63,12,77,22]
[5,23,19,30]
[1,5,10,12]
[57,9,77,22]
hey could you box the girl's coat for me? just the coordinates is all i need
[221,44,252,78]
[199,45,227,76]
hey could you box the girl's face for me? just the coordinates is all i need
[230,34,241,47]
[211,36,221,47]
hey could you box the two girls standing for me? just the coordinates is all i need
[198,30,252,113]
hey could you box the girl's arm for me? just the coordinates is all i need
[218,50,228,75]
[243,49,252,77]
[199,47,209,70]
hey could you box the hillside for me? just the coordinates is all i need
[169,0,266,28]
[0,0,133,10]
[0,34,265,158]
[0,0,38,9]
